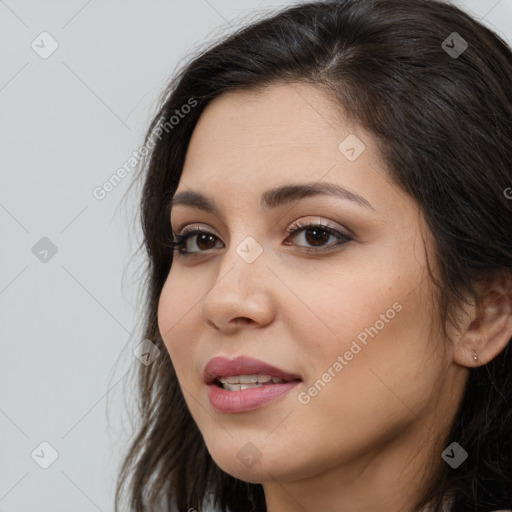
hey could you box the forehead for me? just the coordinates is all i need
[179,83,382,194]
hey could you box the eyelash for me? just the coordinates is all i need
[168,220,352,257]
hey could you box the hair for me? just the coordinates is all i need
[114,1,512,510]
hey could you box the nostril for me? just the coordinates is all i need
[235,317,252,324]
[206,317,253,330]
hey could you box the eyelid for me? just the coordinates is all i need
[170,216,353,257]
[172,216,350,238]
[173,222,213,237]
[285,217,353,238]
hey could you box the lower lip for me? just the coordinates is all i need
[207,381,300,413]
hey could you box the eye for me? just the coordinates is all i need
[284,220,352,253]
[169,227,222,256]
[169,220,352,257]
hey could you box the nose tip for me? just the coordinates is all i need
[201,254,275,332]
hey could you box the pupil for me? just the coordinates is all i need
[197,234,215,250]
[306,228,329,246]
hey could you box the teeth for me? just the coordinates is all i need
[217,374,288,390]
[238,374,259,384]
[218,374,278,385]
[223,383,264,391]
[226,375,243,384]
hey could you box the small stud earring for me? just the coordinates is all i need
[473,349,478,363]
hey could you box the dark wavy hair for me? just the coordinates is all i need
[114,0,512,510]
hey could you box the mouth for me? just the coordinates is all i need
[203,355,302,413]
[203,354,302,387]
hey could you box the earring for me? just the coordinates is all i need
[473,349,478,363]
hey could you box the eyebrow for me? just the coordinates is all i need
[169,182,375,216]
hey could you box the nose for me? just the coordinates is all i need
[200,244,275,333]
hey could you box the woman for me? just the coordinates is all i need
[115,0,512,510]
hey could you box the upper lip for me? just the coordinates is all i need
[203,355,302,384]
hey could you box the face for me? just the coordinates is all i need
[157,83,464,492]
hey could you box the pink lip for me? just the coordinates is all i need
[203,355,302,414]
[203,355,301,384]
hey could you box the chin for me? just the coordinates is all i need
[203,436,280,483]
[207,437,313,486]
[209,452,268,483]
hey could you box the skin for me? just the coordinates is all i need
[157,83,512,511]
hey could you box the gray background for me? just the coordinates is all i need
[1,1,511,510]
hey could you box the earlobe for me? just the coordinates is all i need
[453,339,483,368]
[453,271,512,368]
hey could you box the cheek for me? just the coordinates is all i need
[157,274,201,377]
[289,257,438,417]
[297,284,439,431]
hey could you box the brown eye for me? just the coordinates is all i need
[170,222,352,257]
[284,222,352,253]
[171,228,222,255]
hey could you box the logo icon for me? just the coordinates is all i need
[442,32,468,59]
[442,441,468,469]
[236,442,262,468]
[31,441,59,469]
[31,32,59,59]
[338,134,366,161]
[236,236,263,264]
[134,338,161,366]
[32,237,58,263]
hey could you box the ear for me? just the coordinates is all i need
[452,270,512,368]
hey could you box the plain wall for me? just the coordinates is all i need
[1,0,511,510]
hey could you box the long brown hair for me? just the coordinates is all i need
[115,1,512,510]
